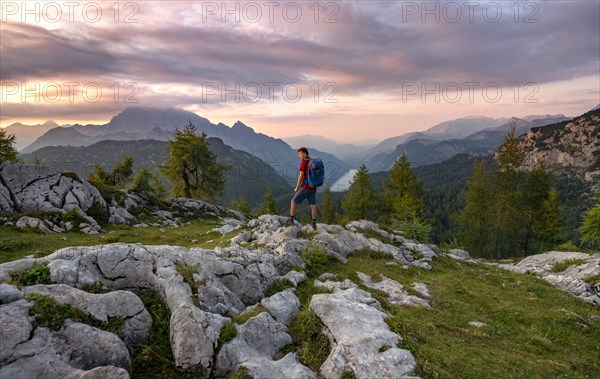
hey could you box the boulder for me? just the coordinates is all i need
[260,289,301,325]
[310,284,417,378]
[0,162,106,216]
[214,312,293,377]
[491,251,600,305]
[170,304,227,373]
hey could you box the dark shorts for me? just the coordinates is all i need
[292,187,316,205]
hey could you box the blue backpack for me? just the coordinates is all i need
[305,158,325,188]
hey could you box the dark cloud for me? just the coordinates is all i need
[1,1,598,110]
[0,23,118,80]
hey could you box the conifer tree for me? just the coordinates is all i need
[381,153,430,242]
[159,121,227,201]
[457,160,493,257]
[259,186,277,215]
[342,164,380,220]
[490,127,525,258]
[521,161,553,253]
[0,129,18,163]
[229,197,250,214]
[383,153,425,215]
[320,186,336,224]
[579,197,600,249]
[535,188,564,251]
[130,168,167,204]
[111,156,134,187]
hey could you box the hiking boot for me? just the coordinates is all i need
[285,218,295,227]
[311,223,317,231]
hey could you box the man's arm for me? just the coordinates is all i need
[294,171,305,192]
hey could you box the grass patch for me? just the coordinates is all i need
[176,263,204,308]
[218,322,238,345]
[322,251,600,378]
[553,241,585,252]
[231,306,267,325]
[10,262,51,285]
[264,279,294,297]
[131,291,207,379]
[301,244,332,277]
[549,259,587,273]
[585,274,600,283]
[229,366,252,379]
[82,281,105,294]
[284,279,332,371]
[26,293,123,337]
[0,220,228,264]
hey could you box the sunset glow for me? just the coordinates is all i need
[1,1,598,143]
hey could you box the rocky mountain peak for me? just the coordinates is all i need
[517,109,600,187]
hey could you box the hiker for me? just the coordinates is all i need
[286,147,318,230]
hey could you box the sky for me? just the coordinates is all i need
[1,0,599,143]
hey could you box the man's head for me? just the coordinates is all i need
[297,147,309,159]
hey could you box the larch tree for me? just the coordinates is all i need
[159,121,227,202]
[457,160,494,257]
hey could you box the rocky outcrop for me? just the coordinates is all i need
[0,214,440,378]
[214,312,294,376]
[517,109,600,188]
[0,298,130,379]
[357,272,431,308]
[248,216,437,269]
[310,280,417,378]
[0,239,309,378]
[0,163,105,215]
[491,251,600,306]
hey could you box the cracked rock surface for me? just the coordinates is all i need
[310,280,417,379]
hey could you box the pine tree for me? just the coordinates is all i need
[383,153,425,215]
[130,168,167,204]
[0,129,18,163]
[457,160,494,257]
[229,197,250,214]
[259,186,277,215]
[111,156,134,187]
[159,121,228,201]
[342,164,380,220]
[535,188,565,251]
[320,186,336,224]
[579,197,600,249]
[381,153,430,242]
[521,161,553,253]
[88,163,111,185]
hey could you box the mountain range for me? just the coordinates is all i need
[366,114,570,171]
[15,107,349,186]
[6,106,588,188]
[20,138,292,210]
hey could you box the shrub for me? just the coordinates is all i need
[301,244,330,277]
[61,171,82,183]
[62,208,85,226]
[264,279,294,297]
[11,263,51,285]
[218,322,238,345]
[85,201,110,225]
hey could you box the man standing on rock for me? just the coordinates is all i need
[286,147,318,230]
